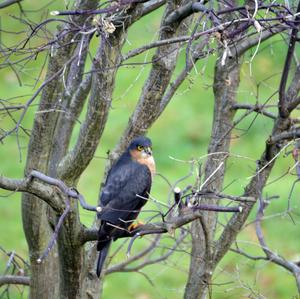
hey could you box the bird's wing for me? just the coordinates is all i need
[99,161,151,226]
[100,165,128,207]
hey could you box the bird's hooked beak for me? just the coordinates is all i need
[144,146,152,156]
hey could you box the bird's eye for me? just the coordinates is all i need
[137,145,143,151]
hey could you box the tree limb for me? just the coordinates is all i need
[255,198,300,292]
[109,0,193,165]
[81,204,242,243]
[106,235,161,274]
[232,103,277,119]
[234,24,288,57]
[0,170,99,213]
[0,0,22,9]
[278,1,300,118]
[108,231,187,273]
[57,1,156,183]
[0,275,30,287]
[268,129,300,144]
[286,65,300,113]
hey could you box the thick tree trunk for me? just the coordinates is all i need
[22,1,99,297]
[184,58,241,299]
[22,56,68,297]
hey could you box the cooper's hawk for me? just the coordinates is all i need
[96,136,155,277]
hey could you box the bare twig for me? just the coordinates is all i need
[0,57,76,142]
[37,199,71,263]
[106,235,161,273]
[255,197,300,291]
[230,247,268,261]
[115,231,187,273]
[232,103,276,119]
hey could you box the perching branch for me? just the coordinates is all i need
[81,202,242,244]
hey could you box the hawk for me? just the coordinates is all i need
[96,136,155,277]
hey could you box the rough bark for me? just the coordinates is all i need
[21,1,99,298]
[184,57,241,299]
[110,0,193,163]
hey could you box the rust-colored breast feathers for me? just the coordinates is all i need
[130,149,156,177]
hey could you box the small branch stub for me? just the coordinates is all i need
[174,186,182,208]
[50,11,60,16]
[174,187,181,194]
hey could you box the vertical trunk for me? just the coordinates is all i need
[22,78,63,298]
[81,242,102,299]
[22,1,99,298]
[184,59,241,299]
[22,42,74,296]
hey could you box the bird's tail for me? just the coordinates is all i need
[96,240,111,277]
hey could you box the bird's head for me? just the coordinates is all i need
[129,136,153,159]
[129,136,155,176]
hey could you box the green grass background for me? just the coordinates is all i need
[1,1,300,298]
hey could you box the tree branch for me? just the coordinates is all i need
[51,0,151,16]
[0,0,22,9]
[255,198,300,291]
[57,1,154,183]
[164,1,207,26]
[109,231,187,273]
[0,275,30,287]
[268,129,300,144]
[232,103,277,119]
[81,204,242,243]
[109,0,193,165]
[234,24,288,57]
[278,1,300,118]
[106,235,161,274]
[0,170,100,213]
[0,58,74,142]
[286,65,300,113]
[0,174,63,212]
[140,0,165,16]
[230,247,268,261]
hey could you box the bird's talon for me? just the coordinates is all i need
[128,220,144,231]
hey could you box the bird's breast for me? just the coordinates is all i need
[137,156,156,177]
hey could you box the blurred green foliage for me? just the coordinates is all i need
[0,1,300,298]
